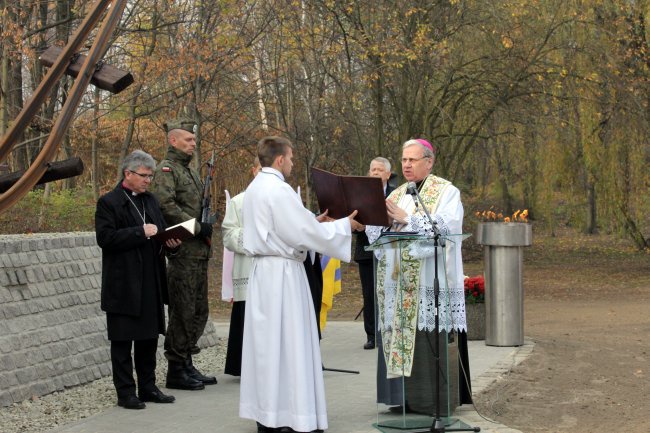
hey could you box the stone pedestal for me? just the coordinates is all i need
[465,302,486,340]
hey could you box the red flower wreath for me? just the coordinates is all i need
[464,275,485,304]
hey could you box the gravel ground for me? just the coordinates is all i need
[0,342,226,433]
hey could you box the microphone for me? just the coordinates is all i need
[407,182,419,210]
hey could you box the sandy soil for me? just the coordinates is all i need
[474,298,650,432]
[472,259,650,432]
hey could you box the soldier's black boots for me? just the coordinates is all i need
[186,356,218,385]
[166,360,205,390]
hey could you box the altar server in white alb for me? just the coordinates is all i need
[240,136,361,433]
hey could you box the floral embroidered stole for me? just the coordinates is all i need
[376,175,450,377]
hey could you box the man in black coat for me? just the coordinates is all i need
[353,157,394,349]
[95,150,180,409]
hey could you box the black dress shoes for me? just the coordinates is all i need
[138,387,175,403]
[388,403,415,414]
[363,339,375,350]
[117,395,146,410]
[257,422,279,432]
[277,427,324,433]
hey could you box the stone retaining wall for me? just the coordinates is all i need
[0,233,218,407]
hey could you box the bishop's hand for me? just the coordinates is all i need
[143,223,158,238]
[386,200,408,224]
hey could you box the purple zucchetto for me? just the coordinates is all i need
[415,138,435,153]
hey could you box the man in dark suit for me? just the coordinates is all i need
[95,150,180,409]
[353,157,394,349]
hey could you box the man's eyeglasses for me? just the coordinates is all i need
[128,170,154,180]
[401,156,430,165]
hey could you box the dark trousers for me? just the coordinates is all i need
[304,254,323,339]
[110,339,158,398]
[224,301,245,376]
[358,260,375,340]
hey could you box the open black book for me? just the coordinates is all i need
[152,218,196,243]
[311,167,389,226]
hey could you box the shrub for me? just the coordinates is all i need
[0,187,96,234]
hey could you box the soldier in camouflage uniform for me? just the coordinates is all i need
[150,119,217,391]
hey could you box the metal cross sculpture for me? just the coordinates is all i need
[0,0,130,213]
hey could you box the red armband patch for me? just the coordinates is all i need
[161,166,172,172]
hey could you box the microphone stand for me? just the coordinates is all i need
[407,185,479,433]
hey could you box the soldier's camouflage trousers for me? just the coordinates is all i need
[164,257,209,362]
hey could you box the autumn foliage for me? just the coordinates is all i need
[0,0,648,249]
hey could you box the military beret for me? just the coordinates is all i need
[164,119,197,134]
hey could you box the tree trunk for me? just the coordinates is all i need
[490,120,514,215]
[37,182,51,230]
[1,40,8,137]
[586,182,597,234]
[91,87,101,200]
[617,203,649,251]
[254,52,268,131]
[373,64,384,157]
[116,115,136,182]
[0,0,8,136]
[115,2,160,181]
[61,135,73,189]
[522,120,538,220]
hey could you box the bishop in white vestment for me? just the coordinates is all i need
[366,138,469,414]
[239,136,357,433]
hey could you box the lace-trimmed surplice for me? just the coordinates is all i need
[366,174,466,378]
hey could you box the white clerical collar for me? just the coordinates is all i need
[261,167,285,181]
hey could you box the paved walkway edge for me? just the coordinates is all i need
[454,338,535,433]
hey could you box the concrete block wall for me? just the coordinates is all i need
[0,233,218,407]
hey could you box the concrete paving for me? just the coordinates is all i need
[48,321,533,433]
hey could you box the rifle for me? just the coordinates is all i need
[201,151,218,245]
